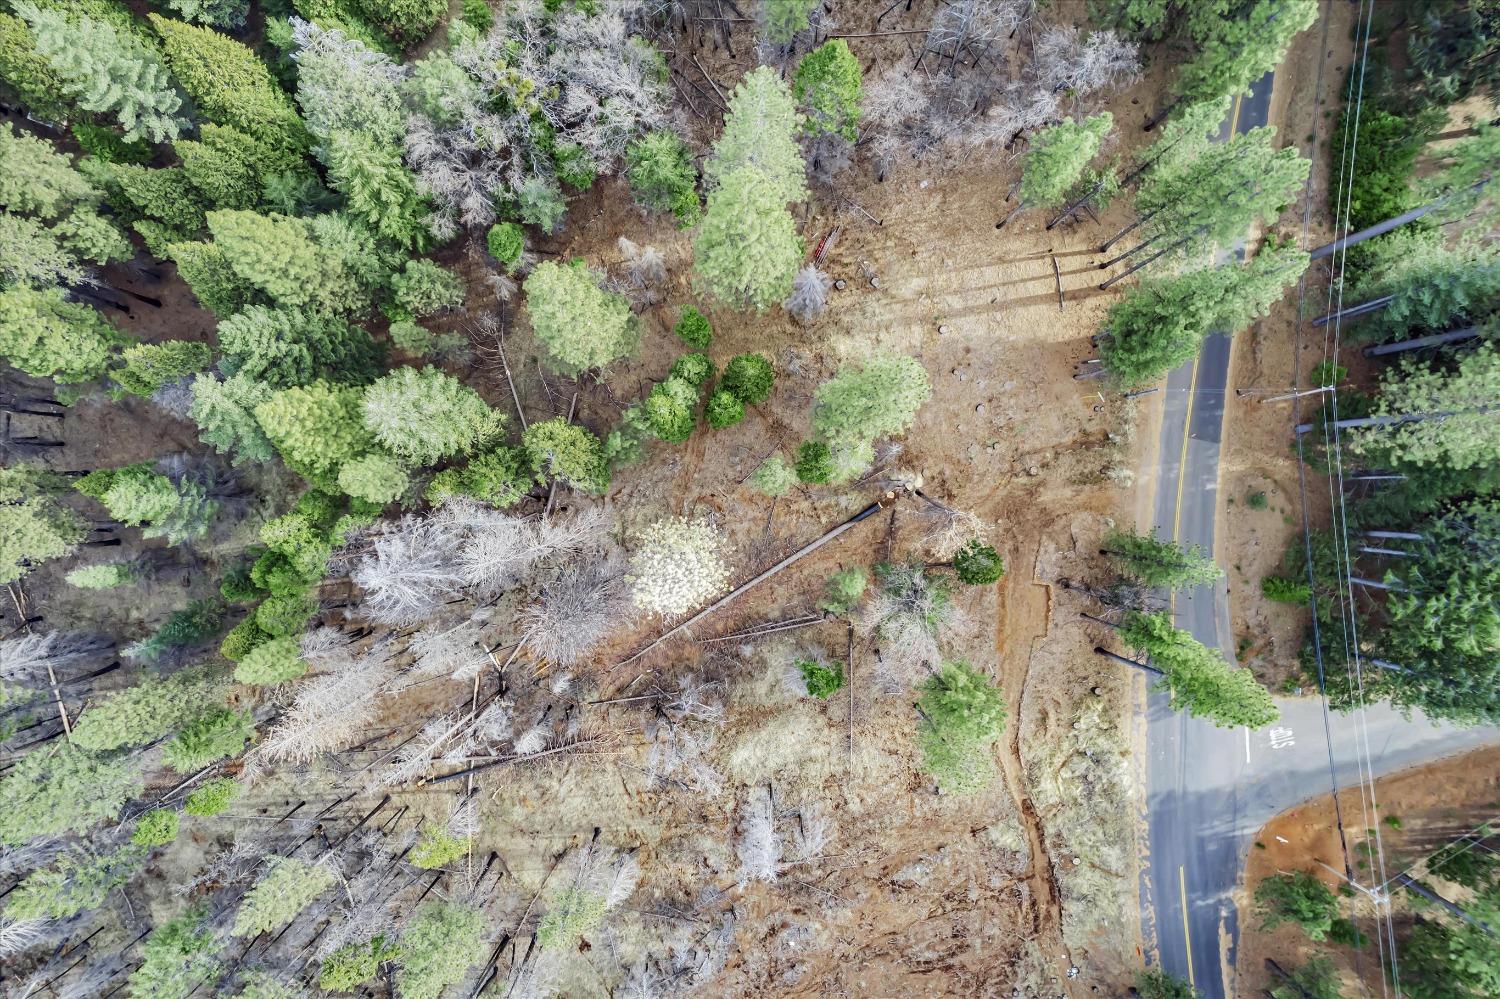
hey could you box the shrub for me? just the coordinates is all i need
[795,440,833,484]
[396,901,485,999]
[819,567,868,615]
[65,562,134,588]
[626,129,701,227]
[255,590,319,637]
[797,659,845,698]
[234,636,308,685]
[232,856,334,936]
[1134,969,1197,999]
[705,390,745,429]
[113,340,213,397]
[952,539,1005,585]
[670,352,715,387]
[162,707,254,772]
[719,354,774,405]
[1261,576,1311,603]
[628,517,731,618]
[1246,490,1268,509]
[750,455,797,497]
[184,777,237,817]
[916,660,1007,794]
[1254,871,1338,940]
[410,825,469,869]
[321,936,401,992]
[133,808,180,847]
[674,305,712,349]
[390,259,465,318]
[644,377,699,444]
[486,222,524,272]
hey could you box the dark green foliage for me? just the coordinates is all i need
[103,164,209,241]
[1254,871,1338,940]
[1329,97,1444,265]
[952,539,1005,585]
[255,590,319,637]
[486,222,524,271]
[184,776,237,816]
[1402,0,1500,107]
[1134,968,1199,999]
[720,353,774,405]
[523,418,610,495]
[1103,528,1222,589]
[674,305,712,349]
[1261,576,1310,603]
[219,617,269,661]
[128,905,222,998]
[350,0,447,46]
[426,445,533,508]
[461,0,492,31]
[155,599,226,649]
[795,440,833,484]
[0,12,71,122]
[178,124,302,211]
[220,556,265,603]
[71,121,151,164]
[0,743,142,844]
[218,305,383,389]
[162,706,254,772]
[793,39,861,141]
[626,129,701,227]
[797,658,844,698]
[1121,610,1279,728]
[132,808,180,847]
[669,352,714,387]
[170,241,258,318]
[645,377,699,443]
[321,935,401,992]
[705,390,744,429]
[916,660,1007,793]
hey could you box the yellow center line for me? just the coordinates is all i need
[1179,865,1196,986]
[1229,92,1244,138]
[1168,352,1201,615]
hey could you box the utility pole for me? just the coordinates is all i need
[1295,405,1500,435]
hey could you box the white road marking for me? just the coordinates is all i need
[1244,727,1251,764]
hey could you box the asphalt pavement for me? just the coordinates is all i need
[1131,71,1499,997]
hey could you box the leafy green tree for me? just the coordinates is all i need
[794,40,861,142]
[1119,610,1279,727]
[218,305,382,390]
[626,130,701,227]
[183,776,237,816]
[952,539,1005,585]
[0,285,115,382]
[1357,345,1500,471]
[127,905,222,999]
[361,366,499,466]
[169,240,257,318]
[72,668,222,753]
[1092,0,1176,42]
[486,222,524,272]
[811,352,931,451]
[1,466,88,584]
[66,561,136,589]
[1254,871,1338,940]
[15,2,186,142]
[113,340,212,397]
[233,635,308,685]
[1134,968,1199,999]
[1103,528,1222,588]
[396,901,485,999]
[97,163,207,249]
[349,0,446,49]
[190,373,277,465]
[162,706,254,772]
[704,66,807,204]
[255,589,318,637]
[1349,235,1500,343]
[176,124,290,211]
[916,660,1007,794]
[0,742,142,844]
[410,825,469,869]
[0,12,72,121]
[1330,102,1444,247]
[1175,0,1317,107]
[644,377,699,444]
[255,381,376,484]
[1015,114,1112,218]
[390,259,464,317]
[523,260,638,375]
[706,390,745,429]
[694,166,804,311]
[320,936,401,992]
[795,440,833,484]
[232,856,335,936]
[674,305,713,349]
[720,353,775,404]
[338,453,409,505]
[5,843,147,920]
[750,455,797,497]
[1404,0,1500,106]
[148,12,305,154]
[133,808,180,847]
[126,599,225,662]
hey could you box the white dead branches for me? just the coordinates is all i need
[257,652,392,765]
[858,563,962,690]
[519,551,627,667]
[783,265,831,325]
[735,788,782,885]
[350,516,466,626]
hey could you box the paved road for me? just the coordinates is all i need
[1133,71,1498,997]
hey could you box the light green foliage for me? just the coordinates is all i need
[114,340,212,397]
[705,390,745,429]
[795,440,833,484]
[133,808,180,846]
[1358,345,1500,471]
[1261,576,1310,603]
[720,353,774,405]
[100,163,207,240]
[1100,239,1309,386]
[694,167,805,311]
[1021,113,1112,211]
[952,539,1005,585]
[797,658,845,698]
[1269,957,1344,999]
[396,901,485,999]
[1120,610,1279,728]
[1134,968,1200,999]
[233,636,308,685]
[626,130,702,227]
[1254,870,1338,940]
[191,373,277,465]
[170,241,257,318]
[0,285,116,383]
[260,512,332,580]
[1351,235,1500,343]
[388,319,434,355]
[811,351,931,452]
[0,466,88,584]
[0,742,142,844]
[66,562,135,588]
[166,0,249,29]
[184,776,237,816]
[233,972,307,999]
[0,13,72,121]
[255,590,318,637]
[820,567,868,614]
[670,352,715,387]
[232,856,335,937]
[426,445,533,508]
[760,0,818,45]
[208,210,373,317]
[15,2,185,142]
[1423,120,1500,224]
[177,124,297,211]
[524,260,639,375]
[537,889,609,949]
[794,40,861,141]
[218,305,383,390]
[1103,528,1221,588]
[162,706,254,772]
[72,667,222,752]
[674,305,713,349]
[0,122,129,281]
[486,222,524,271]
[76,463,218,544]
[338,453,409,505]
[1177,0,1317,104]
[5,843,147,920]
[916,660,1007,794]
[320,936,400,992]
[750,455,797,497]
[255,381,376,483]
[410,825,469,869]
[644,377,699,444]
[390,259,465,318]
[128,905,222,999]
[149,13,305,154]
[361,366,499,466]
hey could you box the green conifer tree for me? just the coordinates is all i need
[523,260,639,375]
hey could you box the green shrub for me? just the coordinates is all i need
[321,935,401,992]
[232,856,334,936]
[626,130,701,227]
[1328,916,1367,947]
[1134,969,1197,999]
[65,562,134,588]
[1254,871,1338,940]
[220,617,269,662]
[750,454,797,497]
[819,567,868,614]
[916,660,1007,794]
[255,590,319,637]
[219,556,263,602]
[162,707,254,772]
[1261,576,1311,603]
[720,353,774,404]
[486,221,524,271]
[644,377,699,443]
[233,635,307,685]
[410,825,469,869]
[184,777,238,817]
[797,658,844,698]
[795,440,832,484]
[673,305,712,349]
[705,389,744,429]
[397,901,485,999]
[669,352,714,387]
[1246,490,1268,509]
[132,808,180,847]
[952,539,1005,585]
